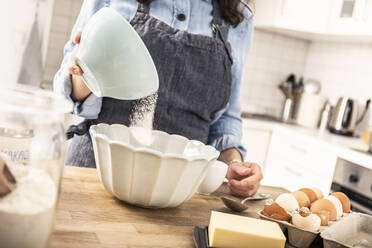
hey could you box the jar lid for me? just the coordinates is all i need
[0,128,33,138]
[0,85,73,115]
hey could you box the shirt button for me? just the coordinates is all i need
[177,13,186,21]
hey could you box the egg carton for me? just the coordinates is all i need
[257,211,350,248]
[321,213,372,248]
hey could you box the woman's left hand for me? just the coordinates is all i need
[226,162,263,197]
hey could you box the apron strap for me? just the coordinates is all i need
[134,0,233,64]
[212,0,233,64]
[66,120,95,140]
[137,2,150,14]
[212,0,224,27]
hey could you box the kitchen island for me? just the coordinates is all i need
[51,166,288,248]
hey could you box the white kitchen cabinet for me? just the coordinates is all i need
[242,118,371,196]
[261,129,338,195]
[254,0,372,41]
[328,0,372,35]
[241,122,272,171]
[255,0,332,33]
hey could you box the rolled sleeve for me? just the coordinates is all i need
[53,0,104,119]
[208,114,246,159]
[207,7,254,160]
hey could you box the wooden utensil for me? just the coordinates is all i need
[0,156,17,197]
[278,84,291,99]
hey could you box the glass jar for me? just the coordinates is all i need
[0,85,72,248]
[0,128,33,163]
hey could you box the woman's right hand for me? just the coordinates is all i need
[68,31,83,76]
[68,31,92,101]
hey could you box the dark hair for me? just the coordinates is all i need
[137,0,248,27]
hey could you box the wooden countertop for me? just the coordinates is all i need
[51,166,288,248]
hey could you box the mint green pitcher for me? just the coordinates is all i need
[76,8,159,100]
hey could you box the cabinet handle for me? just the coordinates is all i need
[289,144,308,154]
[284,166,302,177]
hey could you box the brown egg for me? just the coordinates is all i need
[312,187,324,200]
[299,188,318,203]
[331,192,351,213]
[292,191,311,207]
[310,199,337,221]
[313,210,330,226]
[262,203,291,221]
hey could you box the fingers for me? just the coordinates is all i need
[229,183,260,197]
[246,183,260,196]
[73,31,82,44]
[229,179,253,189]
[68,32,83,76]
[227,162,263,197]
[229,163,251,177]
[240,170,262,186]
[68,64,83,76]
[68,57,83,76]
[242,163,263,184]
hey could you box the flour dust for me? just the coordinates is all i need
[129,93,158,146]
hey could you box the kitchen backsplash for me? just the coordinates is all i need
[43,1,372,118]
[241,29,310,117]
[304,41,372,105]
[242,30,372,117]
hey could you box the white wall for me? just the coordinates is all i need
[241,29,310,117]
[304,41,372,104]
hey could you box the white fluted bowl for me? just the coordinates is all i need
[90,124,220,208]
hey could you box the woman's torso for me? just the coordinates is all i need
[65,0,253,167]
[76,0,253,122]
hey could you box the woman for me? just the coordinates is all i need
[54,0,262,197]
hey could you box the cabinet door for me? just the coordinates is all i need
[255,0,331,33]
[262,130,337,195]
[279,0,332,33]
[242,125,272,172]
[328,0,372,35]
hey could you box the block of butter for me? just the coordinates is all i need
[209,211,286,248]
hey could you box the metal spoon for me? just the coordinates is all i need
[221,193,271,212]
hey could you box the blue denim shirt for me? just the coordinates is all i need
[54,0,254,159]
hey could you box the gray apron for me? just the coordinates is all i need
[66,0,233,168]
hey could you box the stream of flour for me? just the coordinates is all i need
[129,93,158,146]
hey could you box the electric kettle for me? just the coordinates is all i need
[329,97,371,136]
